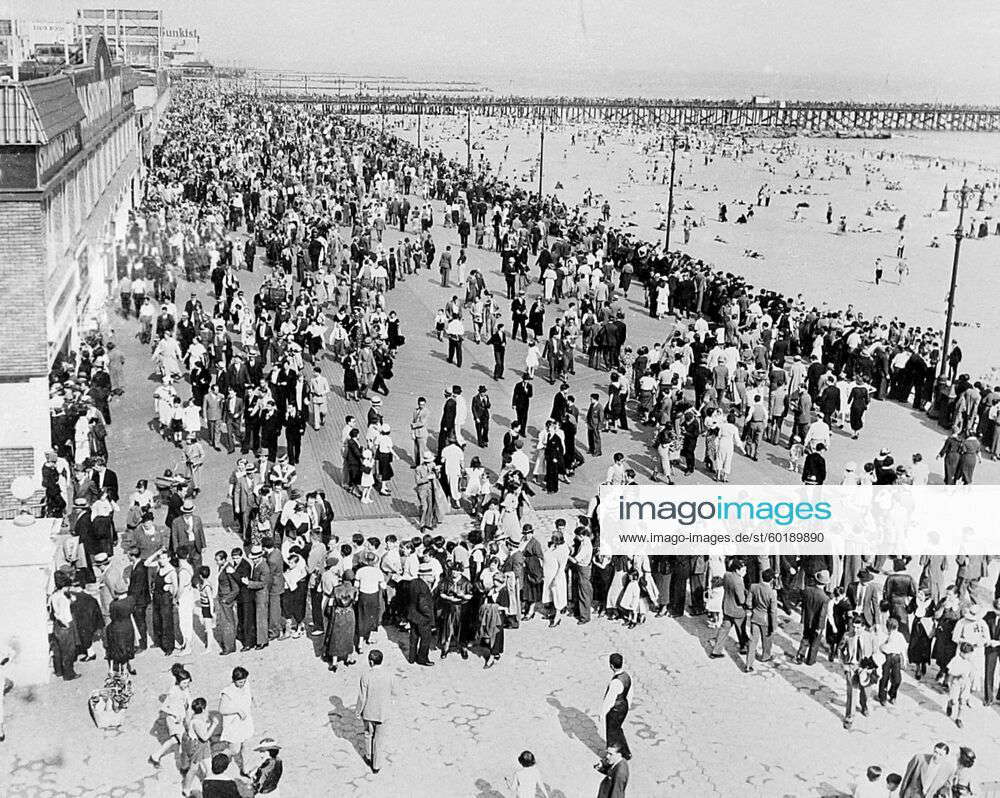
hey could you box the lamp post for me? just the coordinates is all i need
[939,179,972,378]
[664,131,686,252]
[466,106,472,171]
[417,93,423,151]
[538,117,545,200]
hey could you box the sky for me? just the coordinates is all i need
[14,1,1000,102]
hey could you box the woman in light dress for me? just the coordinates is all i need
[715,412,745,482]
[73,412,93,465]
[462,456,492,517]
[182,696,218,796]
[616,554,659,625]
[149,665,192,768]
[175,553,196,655]
[524,339,540,379]
[541,531,570,626]
[532,424,555,483]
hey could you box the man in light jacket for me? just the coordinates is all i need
[355,649,395,773]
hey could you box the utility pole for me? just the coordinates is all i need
[538,119,545,200]
[417,93,422,151]
[940,179,971,379]
[466,107,472,171]
[665,132,679,252]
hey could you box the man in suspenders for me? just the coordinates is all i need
[601,653,632,760]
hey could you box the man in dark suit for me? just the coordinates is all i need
[847,568,880,628]
[586,393,604,456]
[710,559,748,657]
[437,388,457,460]
[688,556,707,615]
[746,568,778,672]
[796,569,831,665]
[90,457,119,503]
[512,374,533,435]
[221,354,251,396]
[126,547,150,650]
[407,564,436,665]
[471,386,491,447]
[984,597,1000,705]
[163,482,185,530]
[510,293,528,342]
[882,558,917,641]
[550,383,569,421]
[487,323,507,379]
[595,744,629,798]
[170,500,207,571]
[231,548,254,650]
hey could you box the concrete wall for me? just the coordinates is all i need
[0,517,61,686]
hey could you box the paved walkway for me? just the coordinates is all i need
[8,162,1000,796]
[98,191,1000,535]
[5,535,1000,797]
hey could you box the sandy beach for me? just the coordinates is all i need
[390,114,1000,376]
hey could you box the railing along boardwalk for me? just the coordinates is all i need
[246,89,1000,132]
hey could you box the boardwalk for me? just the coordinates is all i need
[244,83,1000,132]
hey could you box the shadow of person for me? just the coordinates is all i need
[545,694,605,756]
[327,694,367,761]
[473,778,506,798]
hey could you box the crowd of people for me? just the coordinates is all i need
[32,82,1000,796]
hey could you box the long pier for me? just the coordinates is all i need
[248,89,1000,132]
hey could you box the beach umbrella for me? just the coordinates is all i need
[796,201,810,208]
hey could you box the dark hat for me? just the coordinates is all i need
[478,385,488,393]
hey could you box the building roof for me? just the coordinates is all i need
[0,74,84,146]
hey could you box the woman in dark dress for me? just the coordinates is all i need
[341,354,360,401]
[521,529,544,620]
[527,300,545,340]
[938,432,963,485]
[477,573,508,669]
[932,588,962,684]
[387,311,405,349]
[323,573,358,672]
[848,380,869,439]
[544,430,564,493]
[908,603,935,680]
[104,594,137,675]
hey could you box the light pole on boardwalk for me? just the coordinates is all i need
[538,118,545,200]
[417,93,423,152]
[466,106,472,171]
[664,131,682,252]
[940,179,972,378]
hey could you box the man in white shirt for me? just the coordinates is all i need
[446,317,465,367]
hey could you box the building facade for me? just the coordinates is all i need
[78,7,163,69]
[0,34,139,489]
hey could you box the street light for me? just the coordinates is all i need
[664,130,688,252]
[538,117,545,200]
[939,179,973,379]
